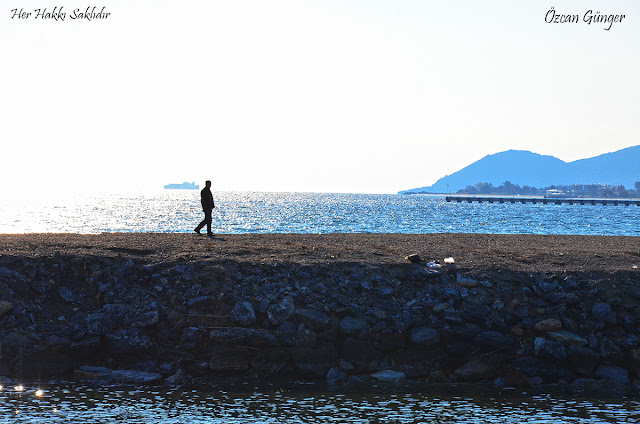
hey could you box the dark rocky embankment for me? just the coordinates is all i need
[0,233,639,389]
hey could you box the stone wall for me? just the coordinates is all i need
[0,251,639,388]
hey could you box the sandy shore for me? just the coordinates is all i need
[1,233,638,275]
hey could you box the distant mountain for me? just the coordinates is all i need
[399,145,640,194]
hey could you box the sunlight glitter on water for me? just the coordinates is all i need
[1,191,639,236]
[1,386,639,423]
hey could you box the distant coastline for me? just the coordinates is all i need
[400,146,640,195]
[403,182,640,199]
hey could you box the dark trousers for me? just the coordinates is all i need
[196,209,213,234]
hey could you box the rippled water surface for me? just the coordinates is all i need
[2,384,639,423]
[1,191,639,235]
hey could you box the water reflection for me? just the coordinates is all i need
[1,191,639,236]
[1,384,639,423]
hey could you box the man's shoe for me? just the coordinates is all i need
[194,228,201,235]
[207,233,214,237]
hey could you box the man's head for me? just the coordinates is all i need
[205,180,212,188]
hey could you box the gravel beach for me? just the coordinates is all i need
[1,232,639,274]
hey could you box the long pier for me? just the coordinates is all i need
[445,196,640,206]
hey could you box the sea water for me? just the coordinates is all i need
[2,384,639,423]
[2,192,639,422]
[1,191,638,236]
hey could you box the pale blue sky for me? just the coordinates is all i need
[2,0,638,194]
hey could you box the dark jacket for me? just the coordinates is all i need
[201,187,215,211]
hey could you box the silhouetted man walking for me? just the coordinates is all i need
[195,180,215,236]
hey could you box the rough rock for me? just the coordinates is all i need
[405,254,421,263]
[341,338,380,373]
[296,327,317,347]
[592,303,616,325]
[70,337,102,358]
[595,365,629,384]
[534,318,562,332]
[58,286,77,303]
[454,354,504,381]
[164,369,186,386]
[460,300,490,324]
[409,327,440,347]
[106,328,152,356]
[473,331,515,353]
[1,332,32,362]
[276,321,297,346]
[373,333,406,352]
[74,366,115,380]
[371,370,406,382]
[267,297,295,325]
[629,348,640,375]
[546,331,587,346]
[426,370,449,383]
[209,346,252,371]
[457,275,479,288]
[130,310,159,328]
[111,369,163,384]
[326,367,348,385]
[186,296,212,308]
[209,327,279,348]
[534,337,567,361]
[291,344,338,377]
[181,327,203,345]
[0,267,12,278]
[598,337,623,362]
[75,366,162,384]
[295,309,332,331]
[513,356,573,383]
[504,370,531,388]
[567,346,599,376]
[231,301,256,326]
[0,300,13,318]
[250,350,290,374]
[338,316,370,338]
[535,279,557,294]
[86,313,117,336]
[442,324,481,342]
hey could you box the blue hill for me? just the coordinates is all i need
[400,145,640,194]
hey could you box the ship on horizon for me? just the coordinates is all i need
[164,182,199,190]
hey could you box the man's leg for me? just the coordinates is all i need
[205,209,213,235]
[195,210,206,234]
